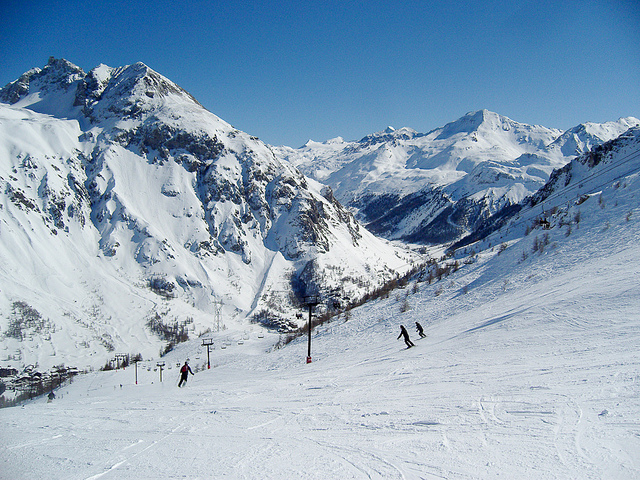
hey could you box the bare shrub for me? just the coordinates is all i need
[400,299,410,313]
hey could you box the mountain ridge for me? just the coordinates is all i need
[275,109,639,244]
[0,58,417,371]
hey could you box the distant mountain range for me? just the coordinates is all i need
[275,110,638,244]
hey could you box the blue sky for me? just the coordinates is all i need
[2,0,638,147]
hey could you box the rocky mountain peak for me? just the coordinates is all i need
[0,58,204,123]
[434,109,534,140]
[74,61,204,123]
[357,126,419,148]
[0,57,85,105]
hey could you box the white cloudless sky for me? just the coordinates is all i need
[1,0,638,146]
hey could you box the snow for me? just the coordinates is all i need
[549,118,640,157]
[0,60,418,371]
[2,145,639,479]
[1,58,639,478]
[276,111,639,243]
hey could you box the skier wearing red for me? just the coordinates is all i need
[178,361,194,387]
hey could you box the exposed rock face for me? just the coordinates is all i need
[0,57,85,105]
[0,58,414,369]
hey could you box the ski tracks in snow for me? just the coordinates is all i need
[83,410,199,479]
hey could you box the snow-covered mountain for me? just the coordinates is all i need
[1,56,637,378]
[453,124,640,250]
[2,108,639,478]
[276,110,639,244]
[546,118,640,157]
[0,58,417,371]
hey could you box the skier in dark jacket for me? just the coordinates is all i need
[397,325,415,348]
[416,322,426,338]
[178,361,194,387]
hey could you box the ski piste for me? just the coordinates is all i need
[2,176,639,477]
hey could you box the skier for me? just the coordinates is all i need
[416,322,426,338]
[397,325,415,348]
[178,361,194,387]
